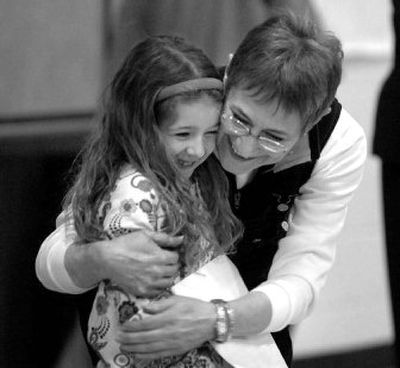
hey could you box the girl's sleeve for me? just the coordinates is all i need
[35,170,163,294]
[101,170,163,238]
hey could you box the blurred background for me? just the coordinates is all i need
[0,0,395,367]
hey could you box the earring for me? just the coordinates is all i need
[223,53,234,88]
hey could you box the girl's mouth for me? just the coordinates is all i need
[176,159,197,168]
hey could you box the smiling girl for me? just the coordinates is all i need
[63,35,242,368]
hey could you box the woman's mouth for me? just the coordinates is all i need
[227,137,249,161]
[231,143,242,157]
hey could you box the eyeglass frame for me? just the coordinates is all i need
[220,111,290,154]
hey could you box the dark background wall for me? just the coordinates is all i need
[0,0,100,366]
[0,0,393,367]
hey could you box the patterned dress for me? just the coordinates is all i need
[87,166,232,368]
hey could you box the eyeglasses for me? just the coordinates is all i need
[220,112,289,154]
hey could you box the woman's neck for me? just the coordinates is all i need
[235,170,256,189]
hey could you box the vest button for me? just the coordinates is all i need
[277,203,289,212]
[252,238,262,244]
[281,221,289,231]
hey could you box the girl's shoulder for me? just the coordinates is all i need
[103,164,161,218]
[99,164,165,234]
[115,164,159,200]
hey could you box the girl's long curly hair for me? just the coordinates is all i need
[64,35,242,266]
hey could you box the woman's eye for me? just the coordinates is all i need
[262,133,283,142]
[232,114,248,127]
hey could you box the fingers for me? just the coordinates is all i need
[118,330,193,359]
[118,330,184,359]
[132,282,172,298]
[121,316,165,333]
[131,278,176,297]
[121,342,179,357]
[159,249,179,265]
[124,263,178,296]
[160,263,179,277]
[142,299,172,315]
[134,351,179,360]
[118,329,156,343]
[150,278,174,291]
[143,264,178,287]
[145,230,184,249]
[120,339,182,359]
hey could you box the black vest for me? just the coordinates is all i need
[227,99,341,366]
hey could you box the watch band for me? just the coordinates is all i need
[210,299,234,343]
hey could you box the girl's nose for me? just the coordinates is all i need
[186,138,206,158]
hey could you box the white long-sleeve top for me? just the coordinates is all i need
[35,107,367,332]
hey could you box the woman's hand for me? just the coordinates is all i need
[117,291,273,359]
[65,230,183,297]
[117,295,216,359]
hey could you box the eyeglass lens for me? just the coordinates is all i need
[222,112,287,153]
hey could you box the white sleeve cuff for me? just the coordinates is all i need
[253,275,314,332]
[35,225,91,294]
[49,233,91,294]
[252,283,291,332]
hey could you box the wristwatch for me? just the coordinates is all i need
[210,299,234,343]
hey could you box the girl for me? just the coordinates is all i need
[64,35,242,367]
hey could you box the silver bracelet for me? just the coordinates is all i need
[210,299,234,343]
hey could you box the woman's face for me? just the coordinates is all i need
[159,96,221,179]
[217,87,303,175]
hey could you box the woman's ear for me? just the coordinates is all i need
[320,107,332,118]
[303,107,332,134]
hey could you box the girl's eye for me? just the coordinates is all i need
[174,132,190,138]
[206,130,218,136]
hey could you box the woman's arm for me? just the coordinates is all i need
[35,211,182,296]
[255,108,367,331]
[116,291,271,360]
[35,214,95,294]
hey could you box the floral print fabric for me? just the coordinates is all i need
[87,166,230,368]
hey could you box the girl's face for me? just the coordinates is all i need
[160,96,221,179]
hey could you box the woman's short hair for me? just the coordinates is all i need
[225,13,343,128]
